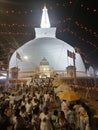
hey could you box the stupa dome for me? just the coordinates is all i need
[9,37,86,74]
[9,6,86,78]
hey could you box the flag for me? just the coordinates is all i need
[67,50,75,59]
[16,52,22,61]
[84,59,89,64]
[75,47,81,54]
[8,48,15,62]
[10,48,14,54]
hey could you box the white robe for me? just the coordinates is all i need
[39,112,52,130]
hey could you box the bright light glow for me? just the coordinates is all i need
[39,75,41,78]
[40,6,50,28]
[0,76,6,79]
[24,56,28,60]
[44,68,46,71]
[96,71,98,76]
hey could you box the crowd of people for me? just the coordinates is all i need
[0,77,94,130]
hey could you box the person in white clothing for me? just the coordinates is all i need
[39,107,52,130]
[61,100,69,119]
[43,92,50,107]
[25,99,33,114]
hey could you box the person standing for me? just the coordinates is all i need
[39,107,53,130]
[0,104,12,130]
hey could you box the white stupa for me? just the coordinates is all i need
[9,6,87,78]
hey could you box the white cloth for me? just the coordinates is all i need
[39,112,52,130]
[25,103,32,113]
[44,94,49,102]
[61,101,69,118]
[9,95,15,105]
[80,115,85,130]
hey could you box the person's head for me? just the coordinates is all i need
[28,99,31,103]
[0,102,9,115]
[53,110,58,116]
[12,93,14,96]
[15,108,20,118]
[76,100,81,105]
[5,107,12,117]
[68,105,74,110]
[58,110,65,118]
[21,105,26,113]
[43,106,48,115]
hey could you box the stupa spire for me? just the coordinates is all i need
[40,5,51,28]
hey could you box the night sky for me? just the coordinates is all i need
[0,0,98,74]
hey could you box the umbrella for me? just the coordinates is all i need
[54,83,72,93]
[93,114,98,118]
[58,90,80,101]
[52,81,62,87]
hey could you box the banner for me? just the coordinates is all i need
[16,52,22,61]
[67,50,75,59]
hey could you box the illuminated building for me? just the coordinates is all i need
[9,6,87,79]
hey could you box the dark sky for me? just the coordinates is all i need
[0,0,98,73]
